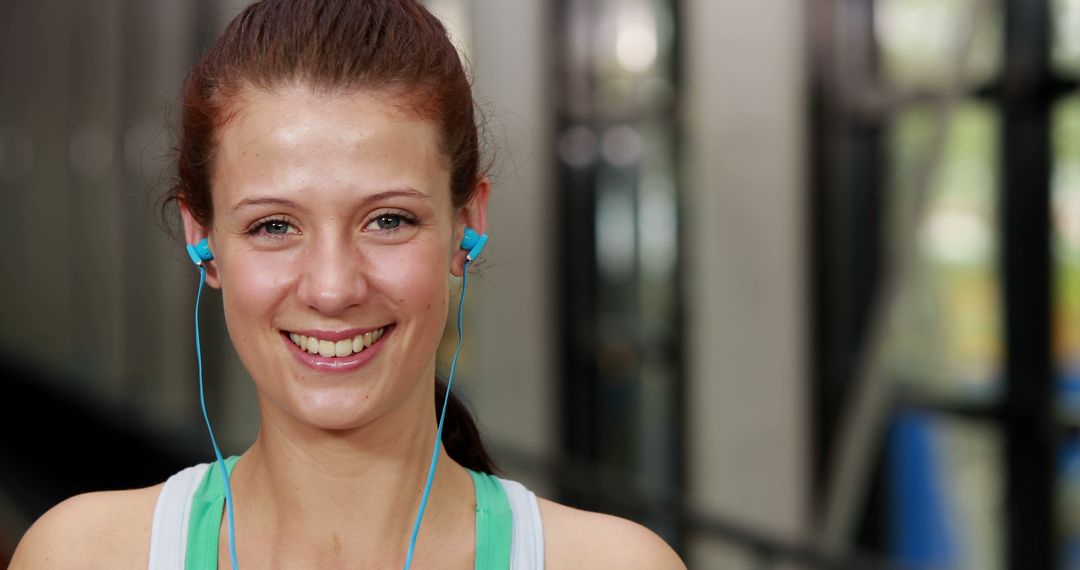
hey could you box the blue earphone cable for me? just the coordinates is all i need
[403,260,471,570]
[194,265,240,570]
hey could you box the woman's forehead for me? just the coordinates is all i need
[212,86,452,209]
[219,85,443,158]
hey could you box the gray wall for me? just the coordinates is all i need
[1,0,202,432]
[462,0,557,492]
[684,0,809,566]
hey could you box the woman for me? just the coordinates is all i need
[11,1,685,568]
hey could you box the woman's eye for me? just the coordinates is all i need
[249,218,296,237]
[377,215,401,230]
[266,220,291,234]
[368,214,410,231]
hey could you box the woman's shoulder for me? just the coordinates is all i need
[537,497,686,569]
[8,483,163,569]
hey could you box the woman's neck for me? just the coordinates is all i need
[227,388,475,564]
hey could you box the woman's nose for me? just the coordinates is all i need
[295,237,369,316]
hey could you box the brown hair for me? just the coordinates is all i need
[167,0,495,473]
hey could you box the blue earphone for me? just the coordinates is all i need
[187,227,487,570]
[460,227,488,262]
[186,239,214,266]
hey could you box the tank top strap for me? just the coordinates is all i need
[185,456,239,570]
[180,460,512,569]
[469,469,513,570]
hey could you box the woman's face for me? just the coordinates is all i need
[182,85,485,431]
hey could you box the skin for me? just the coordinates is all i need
[9,85,685,569]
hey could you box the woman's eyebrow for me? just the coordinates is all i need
[364,188,432,203]
[227,188,431,215]
[228,196,301,214]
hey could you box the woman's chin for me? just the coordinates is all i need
[291,397,382,431]
[257,364,432,433]
[305,415,369,432]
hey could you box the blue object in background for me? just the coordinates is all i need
[889,410,959,569]
[1059,365,1080,569]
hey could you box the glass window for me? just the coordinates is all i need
[1053,0,1080,77]
[885,102,1002,400]
[875,0,1002,90]
[1053,96,1080,411]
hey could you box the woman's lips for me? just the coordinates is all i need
[281,324,394,373]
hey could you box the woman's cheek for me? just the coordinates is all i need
[232,251,294,302]
[220,251,296,357]
[368,245,448,305]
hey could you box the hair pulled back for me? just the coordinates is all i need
[168,0,495,473]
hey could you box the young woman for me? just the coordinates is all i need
[10,1,685,568]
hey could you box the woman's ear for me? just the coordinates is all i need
[180,203,222,288]
[452,177,491,277]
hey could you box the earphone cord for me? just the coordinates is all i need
[195,265,241,570]
[403,260,471,570]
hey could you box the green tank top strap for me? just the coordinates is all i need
[185,459,513,569]
[469,469,513,570]
[186,455,239,570]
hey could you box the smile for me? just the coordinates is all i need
[285,326,388,358]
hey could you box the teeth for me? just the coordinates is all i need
[287,327,388,357]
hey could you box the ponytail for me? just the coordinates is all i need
[435,377,498,474]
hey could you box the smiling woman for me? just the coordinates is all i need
[199,88,464,436]
[8,1,684,569]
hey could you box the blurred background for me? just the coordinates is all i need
[5,0,1080,568]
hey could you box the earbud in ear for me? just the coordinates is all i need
[186,238,214,266]
[460,227,488,262]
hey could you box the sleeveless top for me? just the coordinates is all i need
[147,457,544,569]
